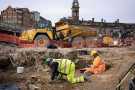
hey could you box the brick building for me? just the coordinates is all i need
[0,6,34,28]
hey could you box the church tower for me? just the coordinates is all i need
[72,0,80,24]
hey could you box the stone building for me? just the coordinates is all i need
[72,0,80,24]
[0,6,34,28]
[31,11,52,29]
[0,6,52,29]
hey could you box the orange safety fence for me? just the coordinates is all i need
[0,33,118,48]
[50,40,71,48]
[0,33,20,45]
[71,40,99,48]
[0,33,35,48]
[19,40,35,48]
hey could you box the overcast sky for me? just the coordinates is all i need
[0,0,135,24]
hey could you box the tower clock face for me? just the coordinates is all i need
[74,3,78,6]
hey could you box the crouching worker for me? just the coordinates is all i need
[44,58,89,84]
[80,50,106,74]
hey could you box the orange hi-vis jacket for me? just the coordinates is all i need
[84,56,106,74]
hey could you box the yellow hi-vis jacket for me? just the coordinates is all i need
[53,59,84,83]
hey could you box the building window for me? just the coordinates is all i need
[18,20,22,24]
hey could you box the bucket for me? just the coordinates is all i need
[17,67,24,74]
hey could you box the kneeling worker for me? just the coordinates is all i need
[80,50,106,74]
[44,58,89,84]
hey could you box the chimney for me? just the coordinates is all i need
[92,18,95,23]
[101,18,104,22]
[82,18,84,22]
[117,19,119,23]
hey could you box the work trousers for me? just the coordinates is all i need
[66,63,84,83]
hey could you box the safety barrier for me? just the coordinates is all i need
[0,32,134,48]
[0,33,20,45]
[0,33,100,48]
[0,33,35,48]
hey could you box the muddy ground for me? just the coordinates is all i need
[0,46,135,90]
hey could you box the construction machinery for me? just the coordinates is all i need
[1,20,134,48]
[0,21,97,48]
[0,22,53,48]
[55,21,97,48]
[100,29,135,47]
[99,35,119,47]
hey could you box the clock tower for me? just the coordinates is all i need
[72,0,80,24]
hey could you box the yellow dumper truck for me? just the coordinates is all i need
[0,21,97,48]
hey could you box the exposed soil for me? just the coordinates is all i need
[0,47,135,90]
